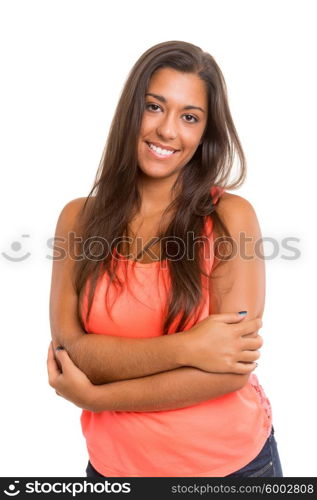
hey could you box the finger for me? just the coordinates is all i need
[47,342,61,386]
[241,335,263,350]
[55,347,75,374]
[233,361,258,375]
[208,312,249,324]
[53,345,63,371]
[47,341,56,365]
[236,318,263,336]
[241,331,258,338]
[47,342,59,369]
[238,350,261,363]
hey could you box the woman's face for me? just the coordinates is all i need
[137,67,208,181]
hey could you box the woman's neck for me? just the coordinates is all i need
[137,173,180,217]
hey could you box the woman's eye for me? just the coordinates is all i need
[183,114,198,123]
[146,103,160,112]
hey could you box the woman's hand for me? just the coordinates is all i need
[181,312,263,375]
[47,342,99,412]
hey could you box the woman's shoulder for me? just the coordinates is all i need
[56,196,95,232]
[61,196,95,212]
[211,186,254,213]
[214,189,261,236]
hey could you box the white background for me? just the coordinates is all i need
[0,0,316,477]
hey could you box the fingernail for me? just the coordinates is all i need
[55,346,64,351]
[238,311,247,315]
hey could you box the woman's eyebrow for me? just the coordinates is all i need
[145,92,205,113]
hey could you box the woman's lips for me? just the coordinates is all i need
[145,141,179,160]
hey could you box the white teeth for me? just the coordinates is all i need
[148,142,174,156]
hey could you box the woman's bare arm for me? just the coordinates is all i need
[48,341,250,412]
[89,366,248,412]
[209,192,265,321]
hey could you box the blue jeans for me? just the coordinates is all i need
[225,426,283,477]
[86,426,283,478]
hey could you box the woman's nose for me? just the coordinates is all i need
[156,113,177,140]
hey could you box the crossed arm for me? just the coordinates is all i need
[48,194,265,412]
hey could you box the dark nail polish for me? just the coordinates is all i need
[55,346,64,351]
[238,311,247,315]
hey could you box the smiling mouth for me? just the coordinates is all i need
[145,141,179,158]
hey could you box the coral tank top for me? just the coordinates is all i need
[79,186,272,477]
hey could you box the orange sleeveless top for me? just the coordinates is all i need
[80,186,272,477]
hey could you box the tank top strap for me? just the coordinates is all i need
[211,185,224,205]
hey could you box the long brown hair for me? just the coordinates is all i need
[74,40,246,335]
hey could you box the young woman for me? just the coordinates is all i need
[48,40,283,477]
